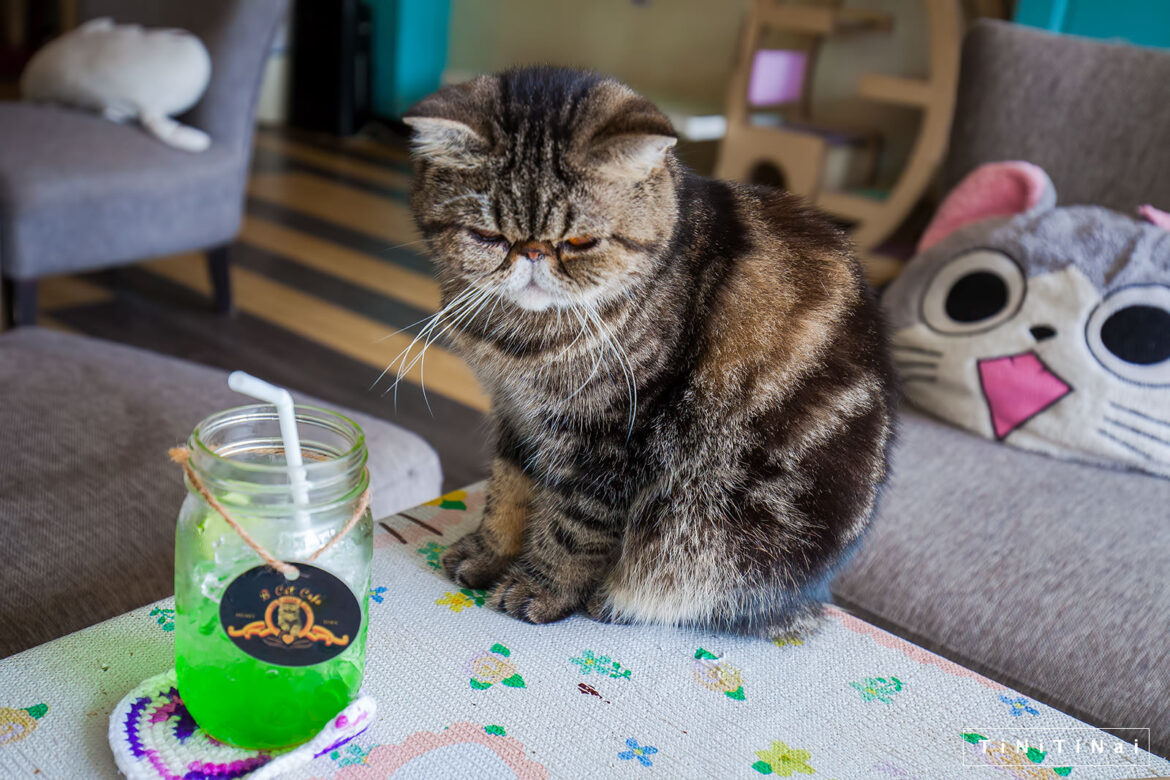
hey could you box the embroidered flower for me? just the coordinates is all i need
[367,586,388,604]
[999,695,1039,717]
[692,649,745,700]
[437,592,475,612]
[424,490,468,511]
[329,743,370,767]
[570,650,631,679]
[752,740,815,776]
[850,676,903,703]
[416,542,447,570]
[0,704,47,745]
[618,738,658,767]
[466,644,526,689]
[148,607,175,631]
[436,589,488,612]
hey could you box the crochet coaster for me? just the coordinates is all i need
[108,669,375,779]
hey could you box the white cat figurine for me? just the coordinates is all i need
[20,17,212,152]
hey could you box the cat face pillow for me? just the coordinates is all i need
[884,161,1170,478]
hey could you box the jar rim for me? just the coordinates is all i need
[190,403,367,475]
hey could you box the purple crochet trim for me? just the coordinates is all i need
[124,696,152,759]
[313,726,369,759]
[183,755,270,779]
[146,749,183,780]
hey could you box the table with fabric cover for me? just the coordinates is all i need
[1,483,1166,779]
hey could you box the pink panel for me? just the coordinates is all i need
[748,49,807,106]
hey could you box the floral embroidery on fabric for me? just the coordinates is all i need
[308,722,548,779]
[484,725,506,736]
[424,490,468,511]
[417,541,447,570]
[0,704,47,746]
[850,676,903,703]
[367,586,388,604]
[618,738,658,767]
[148,607,175,631]
[437,589,488,612]
[466,643,526,690]
[772,636,804,648]
[692,648,746,701]
[999,695,1040,717]
[752,740,815,776]
[329,743,370,767]
[570,650,632,679]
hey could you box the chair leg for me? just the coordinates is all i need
[2,277,37,328]
[206,246,232,314]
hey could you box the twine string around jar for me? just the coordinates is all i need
[169,447,370,580]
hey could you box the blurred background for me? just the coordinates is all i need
[0,0,1165,487]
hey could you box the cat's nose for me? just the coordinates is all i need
[512,240,552,264]
[1030,324,1057,341]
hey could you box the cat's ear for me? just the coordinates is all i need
[403,76,496,170]
[1138,204,1170,231]
[583,84,677,179]
[918,161,1056,251]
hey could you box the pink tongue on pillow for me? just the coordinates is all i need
[977,352,1072,440]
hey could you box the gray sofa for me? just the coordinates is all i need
[0,0,288,326]
[832,21,1170,756]
[0,328,442,658]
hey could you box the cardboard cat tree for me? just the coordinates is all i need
[715,0,962,283]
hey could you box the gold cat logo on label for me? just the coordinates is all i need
[227,587,349,650]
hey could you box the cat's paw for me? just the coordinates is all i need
[489,567,579,624]
[440,532,511,589]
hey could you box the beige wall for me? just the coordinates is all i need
[447,0,940,184]
[447,0,745,110]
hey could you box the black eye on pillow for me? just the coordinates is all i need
[944,271,1010,324]
[1099,305,1170,365]
[922,249,1026,336]
[1086,285,1170,386]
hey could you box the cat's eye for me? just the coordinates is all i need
[561,236,599,251]
[922,249,1026,335]
[468,228,508,246]
[1086,284,1170,386]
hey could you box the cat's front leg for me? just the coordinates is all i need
[441,457,530,589]
[489,489,622,624]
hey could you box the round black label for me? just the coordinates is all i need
[219,563,362,667]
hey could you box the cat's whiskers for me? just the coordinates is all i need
[1095,427,1170,465]
[1101,415,1170,456]
[585,305,638,438]
[391,285,497,409]
[1108,401,1170,431]
[890,342,943,358]
[369,284,481,391]
[378,284,484,400]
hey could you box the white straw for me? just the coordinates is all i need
[227,371,311,534]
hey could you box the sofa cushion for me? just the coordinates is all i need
[0,102,244,278]
[947,21,1170,214]
[832,406,1170,755]
[0,328,441,657]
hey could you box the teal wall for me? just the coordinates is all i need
[367,0,451,118]
[1015,0,1170,49]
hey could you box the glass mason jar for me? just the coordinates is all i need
[174,404,373,749]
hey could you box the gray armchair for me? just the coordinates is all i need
[0,0,288,327]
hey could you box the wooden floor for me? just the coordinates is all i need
[38,126,492,490]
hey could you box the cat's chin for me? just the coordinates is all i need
[509,284,557,311]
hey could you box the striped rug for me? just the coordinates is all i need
[39,126,490,490]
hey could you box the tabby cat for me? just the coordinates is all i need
[404,67,895,636]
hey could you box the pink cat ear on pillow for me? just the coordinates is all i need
[1138,204,1170,231]
[918,161,1056,252]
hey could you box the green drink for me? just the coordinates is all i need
[174,404,373,749]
